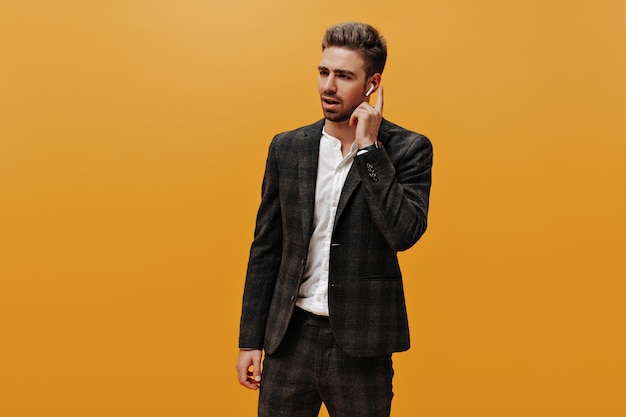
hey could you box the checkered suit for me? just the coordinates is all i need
[239,118,432,358]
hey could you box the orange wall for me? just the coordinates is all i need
[1,1,625,416]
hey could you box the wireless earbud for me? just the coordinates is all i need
[365,84,375,97]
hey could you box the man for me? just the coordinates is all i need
[236,22,433,417]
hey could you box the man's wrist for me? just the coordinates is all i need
[357,141,379,155]
[358,140,379,151]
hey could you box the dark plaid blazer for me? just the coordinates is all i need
[239,118,433,357]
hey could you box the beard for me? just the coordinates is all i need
[321,101,360,123]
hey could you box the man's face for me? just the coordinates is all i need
[318,47,369,123]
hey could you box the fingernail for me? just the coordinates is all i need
[255,376,261,382]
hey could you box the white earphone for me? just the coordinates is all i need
[365,84,375,97]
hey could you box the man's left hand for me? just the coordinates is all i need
[349,86,384,148]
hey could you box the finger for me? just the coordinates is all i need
[236,361,250,385]
[242,379,260,390]
[239,369,259,390]
[349,110,359,127]
[374,85,384,114]
[244,370,260,390]
[236,353,255,384]
[252,353,262,383]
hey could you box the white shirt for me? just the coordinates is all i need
[296,129,358,316]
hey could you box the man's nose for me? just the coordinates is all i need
[322,76,336,93]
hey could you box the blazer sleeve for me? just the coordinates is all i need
[238,138,283,349]
[354,130,433,251]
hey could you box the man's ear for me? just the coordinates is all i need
[368,73,382,94]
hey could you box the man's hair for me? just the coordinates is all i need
[322,22,387,78]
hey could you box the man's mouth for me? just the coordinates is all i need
[322,96,341,105]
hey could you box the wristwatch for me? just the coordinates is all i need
[357,141,379,155]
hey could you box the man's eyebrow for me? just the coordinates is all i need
[318,66,357,77]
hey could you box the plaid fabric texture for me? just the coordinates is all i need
[239,119,433,357]
[259,308,393,417]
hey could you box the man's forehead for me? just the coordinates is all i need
[319,47,366,75]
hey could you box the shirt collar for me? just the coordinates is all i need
[321,128,359,159]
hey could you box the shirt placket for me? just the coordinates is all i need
[314,142,346,312]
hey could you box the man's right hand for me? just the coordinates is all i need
[236,349,263,390]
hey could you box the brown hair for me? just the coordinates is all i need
[322,22,387,78]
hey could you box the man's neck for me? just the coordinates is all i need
[324,120,355,157]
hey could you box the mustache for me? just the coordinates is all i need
[321,94,341,102]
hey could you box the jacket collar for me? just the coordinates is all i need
[297,119,391,237]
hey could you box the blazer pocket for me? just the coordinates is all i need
[360,275,401,281]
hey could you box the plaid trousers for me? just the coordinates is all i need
[258,307,394,417]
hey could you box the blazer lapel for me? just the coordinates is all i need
[297,120,324,241]
[334,164,359,228]
[334,120,391,227]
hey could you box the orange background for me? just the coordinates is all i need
[1,1,625,416]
